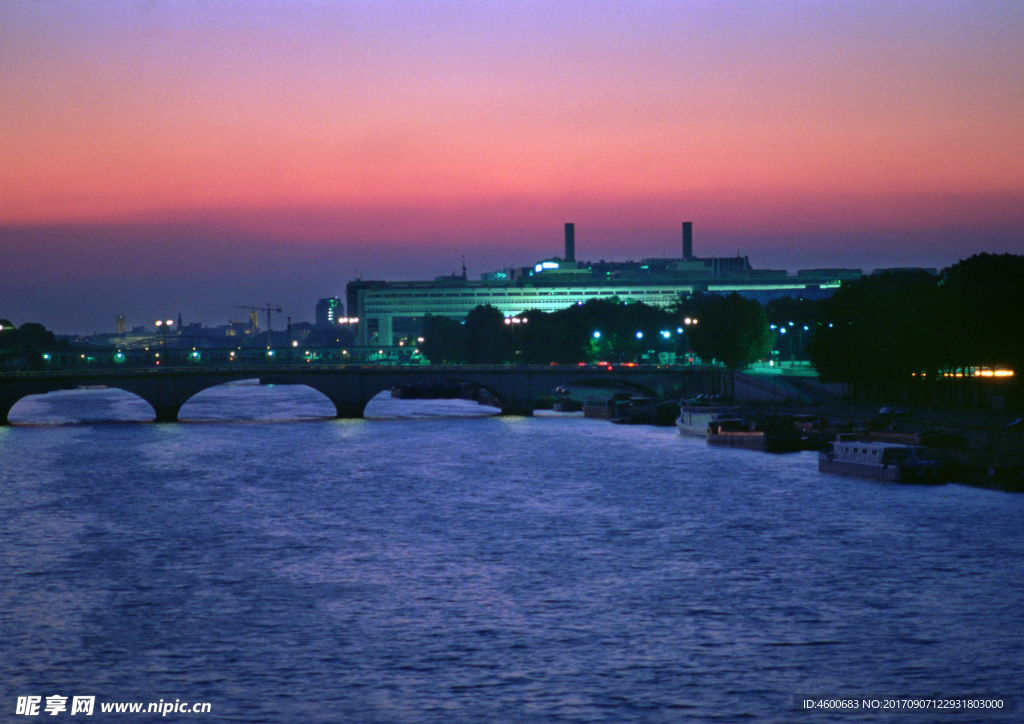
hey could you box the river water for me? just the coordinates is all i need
[1,383,1021,722]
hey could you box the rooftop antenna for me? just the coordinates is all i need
[461,255,467,280]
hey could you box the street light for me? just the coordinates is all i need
[155,319,173,364]
[679,317,698,363]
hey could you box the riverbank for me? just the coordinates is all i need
[750,398,1024,492]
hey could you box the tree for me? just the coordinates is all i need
[420,315,465,364]
[807,271,942,386]
[941,253,1024,372]
[464,305,512,364]
[687,293,773,370]
[0,321,65,369]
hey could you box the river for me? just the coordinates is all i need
[1,383,1021,722]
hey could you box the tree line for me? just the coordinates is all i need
[807,253,1024,391]
[418,294,773,370]
[0,320,68,369]
[417,253,1024,388]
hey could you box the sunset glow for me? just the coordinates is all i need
[2,1,1023,332]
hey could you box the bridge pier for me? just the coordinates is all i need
[152,403,183,423]
[331,399,367,419]
[501,399,535,417]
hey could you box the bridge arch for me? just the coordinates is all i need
[287,371,516,418]
[4,386,154,424]
[176,379,337,421]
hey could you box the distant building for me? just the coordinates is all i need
[347,223,863,346]
[315,297,344,328]
[116,315,126,334]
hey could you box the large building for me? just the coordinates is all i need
[348,223,861,346]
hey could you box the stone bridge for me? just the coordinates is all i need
[0,364,726,423]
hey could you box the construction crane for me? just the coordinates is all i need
[235,304,282,334]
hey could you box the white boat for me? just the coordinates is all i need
[819,436,944,483]
[675,404,738,436]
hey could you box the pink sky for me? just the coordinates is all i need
[2,1,1023,332]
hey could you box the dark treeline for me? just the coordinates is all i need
[0,320,69,369]
[419,293,772,370]
[807,253,1024,395]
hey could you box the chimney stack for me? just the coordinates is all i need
[682,221,693,260]
[564,222,575,263]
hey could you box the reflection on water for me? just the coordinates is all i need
[6,381,501,425]
[1,386,1022,722]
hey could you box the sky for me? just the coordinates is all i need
[2,0,1023,334]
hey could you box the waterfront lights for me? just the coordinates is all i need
[593,331,601,339]
[661,330,671,339]
[636,331,643,339]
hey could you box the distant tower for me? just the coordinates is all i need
[249,310,259,330]
[564,222,575,263]
[682,221,693,260]
[116,314,126,334]
[315,297,343,328]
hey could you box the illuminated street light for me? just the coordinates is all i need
[155,319,173,364]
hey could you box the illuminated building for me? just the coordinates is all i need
[348,223,862,346]
[315,297,344,328]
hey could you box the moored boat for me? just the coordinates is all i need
[551,386,583,412]
[819,435,945,483]
[676,403,740,436]
[706,415,803,453]
[611,396,678,426]
[582,392,632,420]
